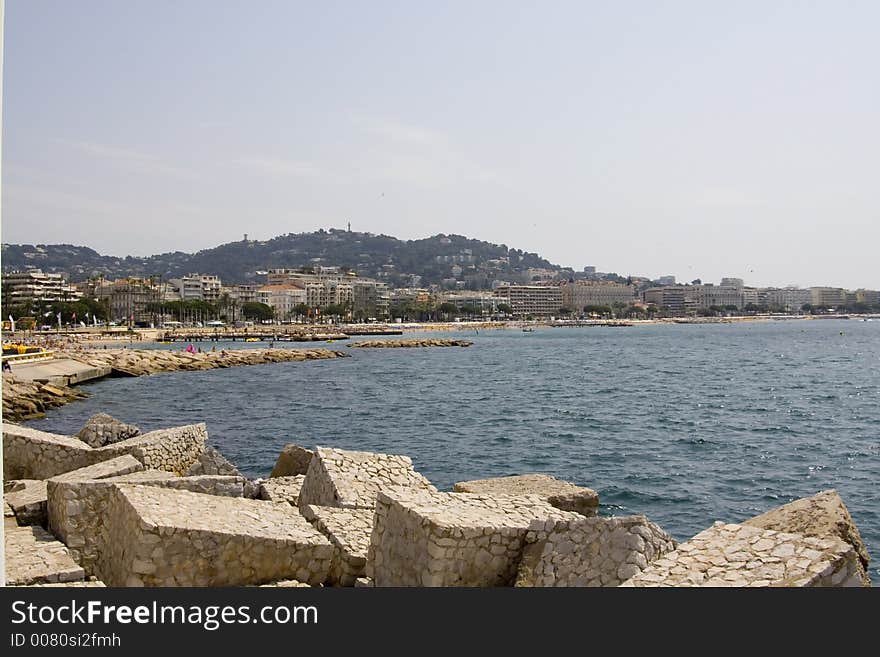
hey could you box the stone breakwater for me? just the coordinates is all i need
[64,347,348,377]
[349,339,473,348]
[2,374,88,422]
[3,425,872,588]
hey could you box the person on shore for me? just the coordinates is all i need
[2,360,12,373]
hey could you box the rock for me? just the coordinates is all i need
[622,522,868,587]
[97,485,334,586]
[1,375,88,422]
[76,413,141,448]
[454,474,599,517]
[269,443,314,478]
[299,446,436,510]
[349,339,473,348]
[513,515,677,587]
[184,445,242,477]
[367,488,580,586]
[5,525,85,586]
[4,480,49,526]
[259,476,306,505]
[742,489,871,576]
[302,505,375,586]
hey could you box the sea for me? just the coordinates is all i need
[29,319,880,582]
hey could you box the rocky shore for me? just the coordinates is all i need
[2,375,89,422]
[63,347,349,377]
[3,417,872,588]
[349,339,473,348]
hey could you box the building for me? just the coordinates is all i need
[697,283,743,310]
[442,292,499,316]
[170,274,222,302]
[561,281,635,311]
[305,281,353,311]
[742,288,760,307]
[256,284,307,319]
[656,275,676,286]
[352,280,390,318]
[266,267,389,318]
[222,284,259,305]
[642,287,687,314]
[810,287,847,308]
[492,284,562,317]
[95,278,160,325]
[764,288,811,312]
[2,270,83,306]
[854,289,880,305]
[267,267,347,286]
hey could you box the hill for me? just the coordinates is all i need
[1,230,563,289]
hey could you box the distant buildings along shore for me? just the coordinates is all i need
[2,266,879,326]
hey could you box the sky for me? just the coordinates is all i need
[2,0,878,289]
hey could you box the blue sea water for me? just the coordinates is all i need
[29,320,880,581]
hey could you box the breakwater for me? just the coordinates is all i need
[65,347,348,377]
[2,421,871,587]
[349,339,473,348]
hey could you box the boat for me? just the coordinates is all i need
[522,328,535,333]
[245,337,261,342]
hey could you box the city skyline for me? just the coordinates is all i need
[3,1,879,290]
[2,228,878,294]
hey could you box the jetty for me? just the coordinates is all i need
[349,339,473,348]
[3,421,871,588]
[65,348,348,377]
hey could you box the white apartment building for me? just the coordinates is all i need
[492,284,562,316]
[2,270,83,304]
[171,274,223,301]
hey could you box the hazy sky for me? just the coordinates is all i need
[3,1,878,288]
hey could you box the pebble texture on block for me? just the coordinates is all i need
[98,485,334,587]
[5,480,48,526]
[368,488,580,587]
[515,515,677,587]
[302,505,375,586]
[3,422,207,480]
[621,522,868,587]
[299,446,436,510]
[259,476,306,505]
[743,489,871,578]
[5,525,85,586]
[454,474,599,517]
